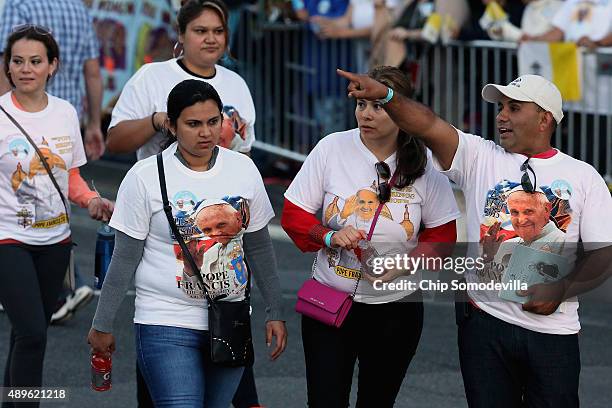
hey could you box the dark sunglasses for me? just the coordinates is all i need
[11,24,53,36]
[520,157,537,193]
[375,161,391,203]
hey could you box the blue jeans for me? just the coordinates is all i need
[135,324,244,408]
[457,303,580,408]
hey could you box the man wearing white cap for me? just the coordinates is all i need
[337,69,612,407]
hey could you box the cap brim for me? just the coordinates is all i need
[481,84,534,104]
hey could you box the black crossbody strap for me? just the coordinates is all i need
[156,153,251,303]
[0,104,69,220]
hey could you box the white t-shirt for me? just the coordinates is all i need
[552,0,612,42]
[109,59,256,159]
[434,130,612,334]
[521,0,564,37]
[109,143,274,330]
[350,0,375,29]
[0,92,86,245]
[285,128,461,303]
[350,0,399,29]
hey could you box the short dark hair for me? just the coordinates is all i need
[162,79,223,149]
[3,25,60,88]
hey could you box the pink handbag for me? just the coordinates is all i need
[295,170,398,327]
[295,278,353,328]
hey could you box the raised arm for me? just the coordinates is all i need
[337,69,459,170]
[106,112,166,153]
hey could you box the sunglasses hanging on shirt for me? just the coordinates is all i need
[520,157,537,193]
[375,161,392,203]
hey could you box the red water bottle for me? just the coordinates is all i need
[91,353,112,391]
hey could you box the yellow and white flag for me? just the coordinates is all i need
[441,15,458,45]
[518,42,582,101]
[422,13,441,44]
[479,1,508,30]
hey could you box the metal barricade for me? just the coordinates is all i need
[421,40,611,180]
[234,14,359,162]
[234,14,610,179]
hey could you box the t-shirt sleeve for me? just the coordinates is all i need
[421,163,462,228]
[109,167,152,240]
[431,129,493,190]
[69,106,87,168]
[291,0,306,12]
[551,2,571,31]
[579,169,612,250]
[244,160,274,233]
[108,66,154,128]
[0,1,24,51]
[284,139,327,213]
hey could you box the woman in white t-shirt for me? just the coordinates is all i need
[282,66,460,407]
[0,26,112,394]
[106,0,256,160]
[88,80,287,407]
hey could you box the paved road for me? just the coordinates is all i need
[1,160,611,407]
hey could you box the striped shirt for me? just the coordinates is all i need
[0,0,99,117]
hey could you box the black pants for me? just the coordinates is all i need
[0,243,71,408]
[301,294,424,408]
[457,302,580,408]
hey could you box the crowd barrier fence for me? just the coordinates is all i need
[233,14,611,179]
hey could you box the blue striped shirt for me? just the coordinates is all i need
[0,0,99,116]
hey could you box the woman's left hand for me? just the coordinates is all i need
[265,320,287,361]
[88,197,115,222]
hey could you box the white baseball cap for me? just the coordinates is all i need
[482,75,564,124]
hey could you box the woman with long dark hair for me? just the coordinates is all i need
[282,66,460,407]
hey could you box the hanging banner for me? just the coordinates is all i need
[518,41,582,102]
[84,0,177,110]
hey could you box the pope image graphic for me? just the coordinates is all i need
[176,198,250,300]
[11,137,68,225]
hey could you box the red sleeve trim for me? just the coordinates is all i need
[411,220,457,267]
[281,198,330,253]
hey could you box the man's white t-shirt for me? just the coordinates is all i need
[552,0,612,42]
[109,59,256,159]
[109,143,274,330]
[285,128,461,303]
[0,92,86,245]
[434,130,612,334]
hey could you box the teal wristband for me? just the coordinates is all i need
[324,231,335,248]
[380,87,394,104]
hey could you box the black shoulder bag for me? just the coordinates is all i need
[156,153,254,367]
[0,105,75,291]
